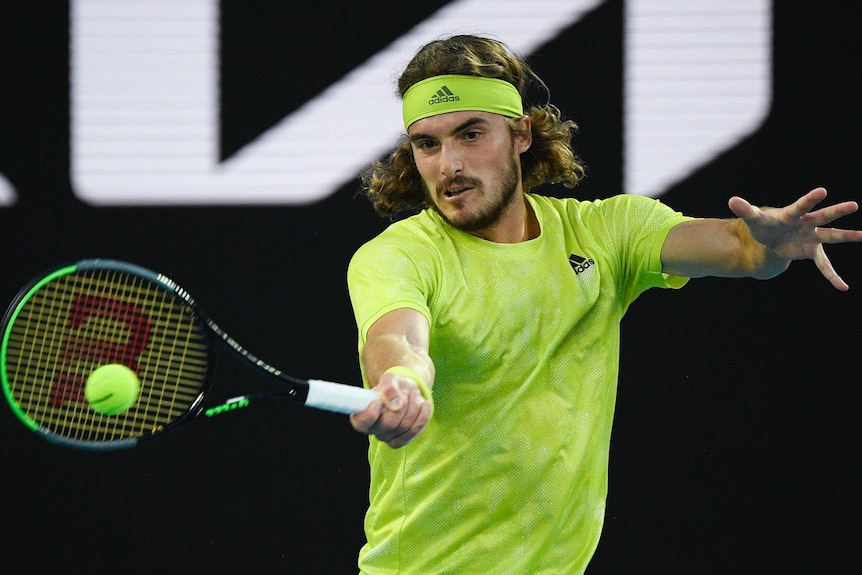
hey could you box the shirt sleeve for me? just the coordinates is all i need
[597,194,693,306]
[347,230,434,347]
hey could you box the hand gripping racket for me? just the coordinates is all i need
[0,259,377,450]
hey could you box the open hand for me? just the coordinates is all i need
[728,187,862,290]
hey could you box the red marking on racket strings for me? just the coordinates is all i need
[50,372,87,406]
[49,295,151,407]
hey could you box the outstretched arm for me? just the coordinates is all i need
[349,307,434,448]
[661,187,862,290]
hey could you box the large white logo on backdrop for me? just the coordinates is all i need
[0,0,771,206]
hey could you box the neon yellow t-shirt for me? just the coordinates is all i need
[347,193,691,575]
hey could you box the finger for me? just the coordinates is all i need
[350,399,385,434]
[786,187,828,219]
[386,392,432,448]
[370,399,407,433]
[727,196,758,220]
[379,377,409,411]
[375,389,426,441]
[812,244,850,291]
[815,226,862,244]
[803,201,860,227]
[367,389,429,447]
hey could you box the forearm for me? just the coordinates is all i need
[351,309,435,447]
[360,307,435,391]
[362,332,435,391]
[662,218,790,280]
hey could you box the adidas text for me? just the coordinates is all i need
[429,95,460,105]
[569,255,595,275]
[572,259,594,274]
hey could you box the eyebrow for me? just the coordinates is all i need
[408,116,489,143]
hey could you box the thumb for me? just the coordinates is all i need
[728,196,755,219]
[380,373,408,411]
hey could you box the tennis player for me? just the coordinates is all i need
[346,34,862,574]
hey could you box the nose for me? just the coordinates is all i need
[439,141,462,179]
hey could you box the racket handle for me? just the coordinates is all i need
[305,380,379,414]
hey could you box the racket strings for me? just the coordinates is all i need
[4,267,211,444]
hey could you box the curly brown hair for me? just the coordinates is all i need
[360,34,586,218]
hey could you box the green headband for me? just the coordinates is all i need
[402,74,524,129]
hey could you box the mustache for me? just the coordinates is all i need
[437,175,482,195]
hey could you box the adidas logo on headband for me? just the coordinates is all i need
[402,74,523,129]
[429,85,461,105]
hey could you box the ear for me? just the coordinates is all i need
[514,115,532,154]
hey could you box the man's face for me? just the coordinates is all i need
[408,111,531,234]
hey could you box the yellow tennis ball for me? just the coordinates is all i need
[84,363,141,416]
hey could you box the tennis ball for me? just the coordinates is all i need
[84,363,141,416]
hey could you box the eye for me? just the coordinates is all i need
[412,139,437,151]
[463,130,481,140]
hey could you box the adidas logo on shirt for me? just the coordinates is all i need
[568,253,595,275]
[428,85,460,105]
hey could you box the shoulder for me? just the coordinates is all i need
[530,193,683,224]
[366,210,448,243]
[349,211,446,272]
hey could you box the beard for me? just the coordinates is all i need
[425,152,522,232]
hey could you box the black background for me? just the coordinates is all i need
[1,1,859,573]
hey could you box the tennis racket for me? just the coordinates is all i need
[1,259,378,450]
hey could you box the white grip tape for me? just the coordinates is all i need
[305,379,379,414]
